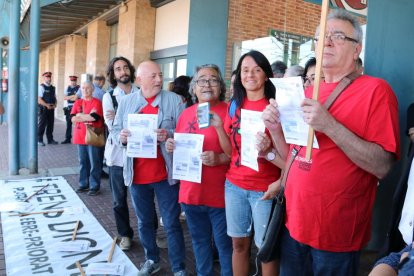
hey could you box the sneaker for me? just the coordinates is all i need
[87,190,100,196]
[179,211,186,221]
[159,217,164,227]
[119,237,131,251]
[76,187,89,193]
[38,141,45,146]
[48,140,58,145]
[137,260,160,276]
[174,270,186,276]
[61,139,71,144]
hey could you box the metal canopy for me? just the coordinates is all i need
[20,0,176,50]
[37,0,121,49]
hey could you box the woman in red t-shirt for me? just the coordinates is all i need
[70,81,104,196]
[165,64,233,275]
[224,50,282,276]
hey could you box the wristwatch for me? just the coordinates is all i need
[266,149,277,161]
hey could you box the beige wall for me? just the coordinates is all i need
[154,0,189,50]
[86,20,110,76]
[65,35,87,78]
[117,0,156,66]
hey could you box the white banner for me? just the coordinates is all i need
[0,177,138,275]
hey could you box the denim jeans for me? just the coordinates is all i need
[108,165,133,238]
[280,226,360,276]
[224,180,273,248]
[181,204,233,276]
[77,144,102,191]
[130,180,185,273]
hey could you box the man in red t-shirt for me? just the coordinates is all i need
[263,9,400,276]
[116,61,186,276]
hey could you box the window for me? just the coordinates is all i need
[155,56,187,90]
[109,23,118,62]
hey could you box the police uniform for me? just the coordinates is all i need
[38,72,57,146]
[62,76,79,143]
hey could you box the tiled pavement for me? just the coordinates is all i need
[0,120,377,275]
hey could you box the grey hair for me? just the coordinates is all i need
[316,8,363,43]
[189,64,226,103]
[284,65,304,78]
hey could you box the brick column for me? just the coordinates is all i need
[86,20,110,76]
[65,35,87,79]
[117,0,155,66]
[53,41,66,120]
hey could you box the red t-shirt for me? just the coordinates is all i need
[285,75,400,252]
[224,98,280,191]
[133,96,168,184]
[71,98,104,145]
[177,102,229,208]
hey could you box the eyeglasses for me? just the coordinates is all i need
[314,33,359,45]
[196,79,219,87]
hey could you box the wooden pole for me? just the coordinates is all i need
[76,261,86,276]
[107,236,117,263]
[72,220,80,241]
[24,183,49,202]
[305,0,330,161]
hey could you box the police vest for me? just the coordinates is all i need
[66,85,79,105]
[41,84,56,104]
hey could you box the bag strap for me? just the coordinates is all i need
[323,71,360,109]
[279,71,360,193]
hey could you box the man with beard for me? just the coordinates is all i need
[102,56,139,251]
[112,61,186,276]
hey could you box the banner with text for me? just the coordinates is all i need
[0,177,138,275]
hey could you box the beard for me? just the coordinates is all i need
[116,75,131,85]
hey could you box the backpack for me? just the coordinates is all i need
[109,90,118,112]
[229,99,238,118]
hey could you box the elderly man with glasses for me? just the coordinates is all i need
[262,8,400,275]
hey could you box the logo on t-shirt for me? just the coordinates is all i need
[296,155,312,171]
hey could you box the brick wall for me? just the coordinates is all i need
[226,0,321,80]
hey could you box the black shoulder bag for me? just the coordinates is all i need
[257,71,361,263]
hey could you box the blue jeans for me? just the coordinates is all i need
[130,180,185,273]
[109,166,133,238]
[224,180,273,248]
[181,204,233,276]
[280,226,360,276]
[77,145,102,191]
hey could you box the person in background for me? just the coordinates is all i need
[224,50,281,276]
[369,103,414,276]
[172,75,193,107]
[102,56,139,251]
[263,9,400,275]
[271,60,287,78]
[71,81,104,196]
[284,65,304,78]
[62,75,80,144]
[228,70,237,100]
[76,74,105,101]
[303,57,317,90]
[356,57,364,75]
[38,71,58,146]
[166,64,233,276]
[112,60,186,276]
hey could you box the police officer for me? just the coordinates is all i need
[37,71,58,146]
[61,75,80,144]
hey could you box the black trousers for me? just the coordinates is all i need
[38,107,55,142]
[64,107,73,140]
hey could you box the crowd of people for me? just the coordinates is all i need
[31,7,414,276]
